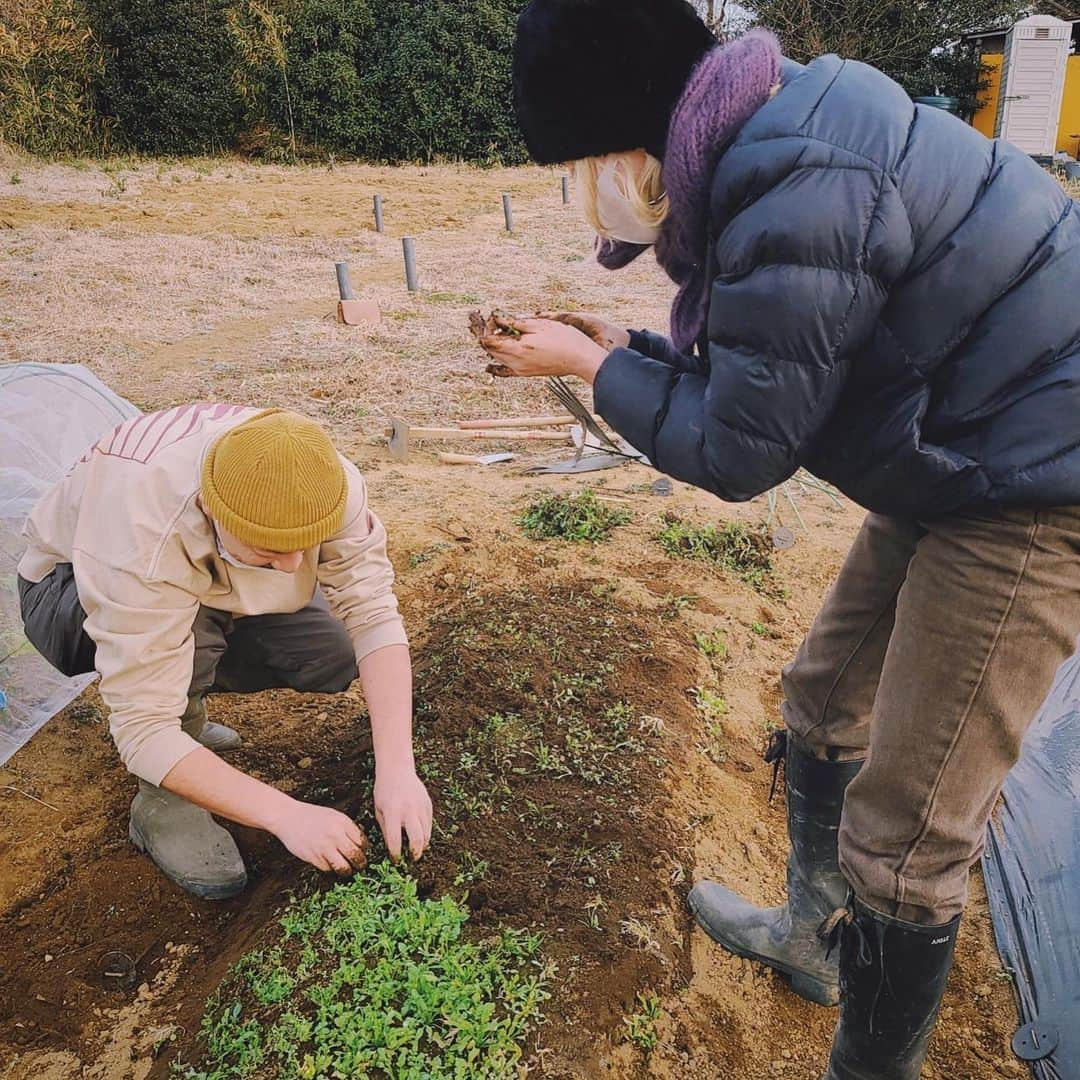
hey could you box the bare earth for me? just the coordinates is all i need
[0,152,1022,1079]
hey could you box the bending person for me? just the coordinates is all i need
[484,2,1080,1077]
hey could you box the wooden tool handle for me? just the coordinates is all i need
[438,452,485,464]
[389,427,570,442]
[458,415,574,430]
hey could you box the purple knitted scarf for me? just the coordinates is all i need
[597,30,782,353]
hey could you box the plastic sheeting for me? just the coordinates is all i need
[0,364,140,765]
[983,649,1080,1080]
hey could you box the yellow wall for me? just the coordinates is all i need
[1059,55,1080,157]
[973,53,1004,138]
[971,51,1080,156]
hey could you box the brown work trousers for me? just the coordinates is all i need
[782,507,1080,925]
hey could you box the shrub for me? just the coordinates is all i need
[90,0,244,154]
[269,0,529,163]
[0,0,108,155]
[367,0,529,165]
[267,0,380,157]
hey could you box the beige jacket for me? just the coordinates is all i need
[19,404,407,785]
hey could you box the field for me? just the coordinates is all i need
[0,149,1026,1079]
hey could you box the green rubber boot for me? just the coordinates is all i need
[181,694,242,753]
[129,780,248,900]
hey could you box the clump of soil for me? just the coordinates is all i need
[468,309,521,378]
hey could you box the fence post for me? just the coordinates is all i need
[502,193,514,233]
[373,195,384,234]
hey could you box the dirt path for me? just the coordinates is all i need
[0,157,1021,1079]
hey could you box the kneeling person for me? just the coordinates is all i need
[18,404,432,899]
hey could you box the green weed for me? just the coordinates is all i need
[519,489,631,543]
[623,992,662,1053]
[177,863,550,1080]
[656,515,777,594]
[695,628,728,661]
[452,851,489,888]
[408,543,449,568]
[692,688,729,765]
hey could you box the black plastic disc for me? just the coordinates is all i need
[1012,1021,1059,1061]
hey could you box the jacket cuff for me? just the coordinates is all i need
[352,617,410,664]
[594,346,678,463]
[125,727,203,787]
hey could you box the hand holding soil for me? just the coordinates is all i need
[469,309,522,378]
[271,801,369,876]
[469,310,608,384]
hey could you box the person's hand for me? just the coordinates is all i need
[480,318,608,384]
[536,311,631,353]
[374,768,434,861]
[271,800,368,875]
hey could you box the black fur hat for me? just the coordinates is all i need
[513,0,718,165]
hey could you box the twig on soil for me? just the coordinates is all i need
[3,786,60,812]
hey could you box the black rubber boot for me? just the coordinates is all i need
[823,900,961,1079]
[688,734,863,1007]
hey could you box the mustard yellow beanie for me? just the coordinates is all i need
[201,409,347,552]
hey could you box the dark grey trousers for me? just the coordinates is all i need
[18,564,358,697]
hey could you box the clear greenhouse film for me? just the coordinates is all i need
[0,364,140,765]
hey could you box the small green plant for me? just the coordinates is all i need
[9,172,21,185]
[695,628,728,660]
[178,863,549,1079]
[656,514,777,593]
[408,543,448,568]
[453,850,489,888]
[692,688,729,764]
[519,489,632,543]
[751,620,781,640]
[623,992,662,1053]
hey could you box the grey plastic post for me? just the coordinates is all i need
[402,237,419,292]
[335,261,354,301]
[502,193,514,233]
[561,175,570,204]
[373,195,384,234]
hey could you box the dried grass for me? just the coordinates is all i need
[0,160,675,459]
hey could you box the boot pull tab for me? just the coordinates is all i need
[821,902,872,968]
[764,728,788,804]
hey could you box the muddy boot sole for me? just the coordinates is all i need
[688,890,840,1007]
[129,816,247,902]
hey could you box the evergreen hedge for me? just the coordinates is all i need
[1,0,530,162]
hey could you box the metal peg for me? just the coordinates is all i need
[402,237,419,292]
[335,261,355,301]
[373,195,384,233]
[502,193,514,233]
[561,175,570,204]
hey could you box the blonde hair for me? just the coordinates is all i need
[573,153,669,236]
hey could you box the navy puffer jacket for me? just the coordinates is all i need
[593,57,1080,517]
